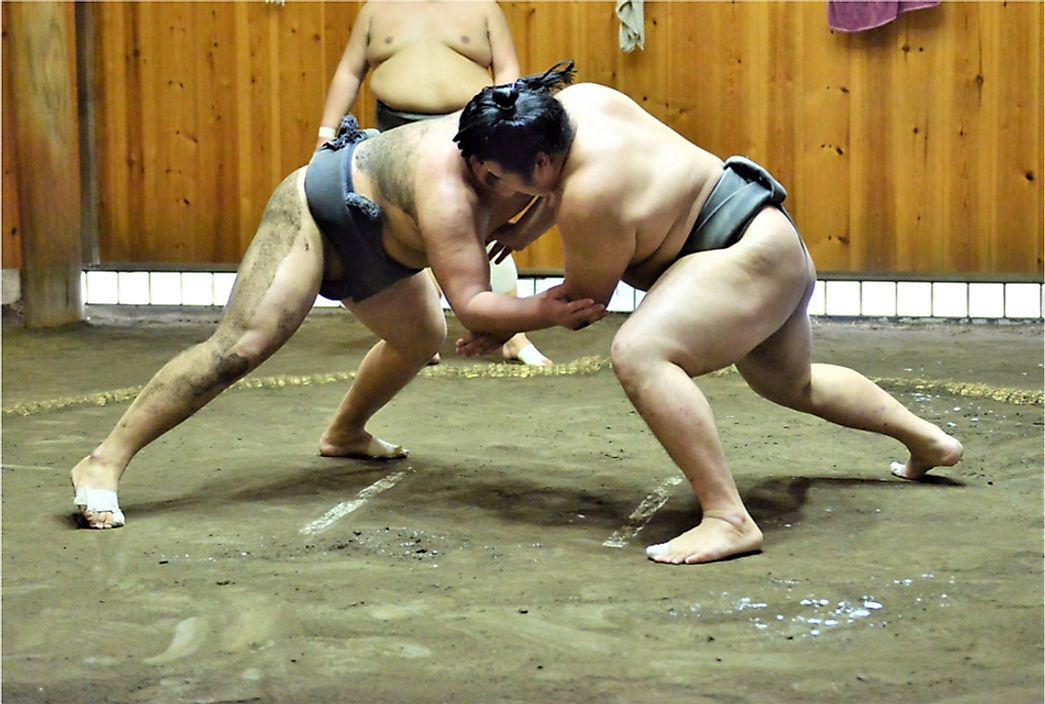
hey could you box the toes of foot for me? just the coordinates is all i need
[82,511,111,529]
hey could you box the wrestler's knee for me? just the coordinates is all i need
[395,313,446,363]
[419,315,447,356]
[191,335,253,391]
[209,323,282,375]
[613,321,724,384]
[214,349,251,385]
[610,328,660,388]
[231,330,277,367]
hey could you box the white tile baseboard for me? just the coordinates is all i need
[80,270,1044,322]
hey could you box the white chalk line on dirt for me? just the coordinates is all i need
[300,467,415,536]
[2,463,59,471]
[603,475,683,549]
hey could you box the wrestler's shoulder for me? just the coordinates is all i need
[558,82,619,103]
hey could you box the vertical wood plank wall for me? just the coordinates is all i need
[3,1,1042,275]
[2,4,23,270]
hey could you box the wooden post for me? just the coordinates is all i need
[7,2,83,328]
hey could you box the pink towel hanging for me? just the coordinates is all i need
[828,1,940,33]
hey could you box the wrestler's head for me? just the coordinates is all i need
[455,61,576,196]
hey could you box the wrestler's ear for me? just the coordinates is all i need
[531,152,552,178]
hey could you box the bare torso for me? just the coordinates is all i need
[365,2,498,113]
[554,84,726,292]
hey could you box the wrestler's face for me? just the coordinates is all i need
[470,156,554,197]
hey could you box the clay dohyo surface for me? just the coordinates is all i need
[2,311,1042,703]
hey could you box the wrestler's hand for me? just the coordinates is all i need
[539,284,607,330]
[456,331,508,357]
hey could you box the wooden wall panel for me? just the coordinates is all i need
[2,5,23,270]
[238,2,280,253]
[890,8,936,272]
[74,1,1042,275]
[849,15,899,272]
[990,2,1043,275]
[794,8,851,270]
[88,1,372,264]
[195,3,238,262]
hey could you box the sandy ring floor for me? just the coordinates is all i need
[2,314,1041,703]
[5,356,1040,419]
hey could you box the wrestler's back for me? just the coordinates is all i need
[366,2,496,113]
[349,118,533,271]
[556,84,723,290]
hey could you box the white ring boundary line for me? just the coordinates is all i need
[300,466,414,536]
[603,475,683,549]
[1,463,59,471]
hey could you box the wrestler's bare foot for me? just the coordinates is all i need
[646,511,763,565]
[501,334,552,367]
[319,431,409,459]
[70,454,125,529]
[891,430,964,480]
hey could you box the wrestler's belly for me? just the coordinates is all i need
[382,235,427,271]
[622,177,718,291]
[371,44,493,113]
[376,206,428,270]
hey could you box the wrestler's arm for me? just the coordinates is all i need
[486,2,520,83]
[420,188,604,336]
[316,4,372,149]
[558,180,635,307]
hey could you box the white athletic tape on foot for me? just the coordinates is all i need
[300,467,414,535]
[889,461,907,478]
[603,475,683,548]
[367,437,408,458]
[515,344,551,367]
[645,543,669,558]
[73,488,126,527]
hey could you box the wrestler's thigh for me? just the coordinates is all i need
[344,271,447,352]
[619,235,807,375]
[218,168,324,342]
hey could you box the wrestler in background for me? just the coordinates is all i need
[316,0,552,366]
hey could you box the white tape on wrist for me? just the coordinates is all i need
[318,126,337,140]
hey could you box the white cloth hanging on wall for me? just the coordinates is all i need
[616,0,645,52]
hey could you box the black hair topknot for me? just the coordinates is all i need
[454,61,577,178]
